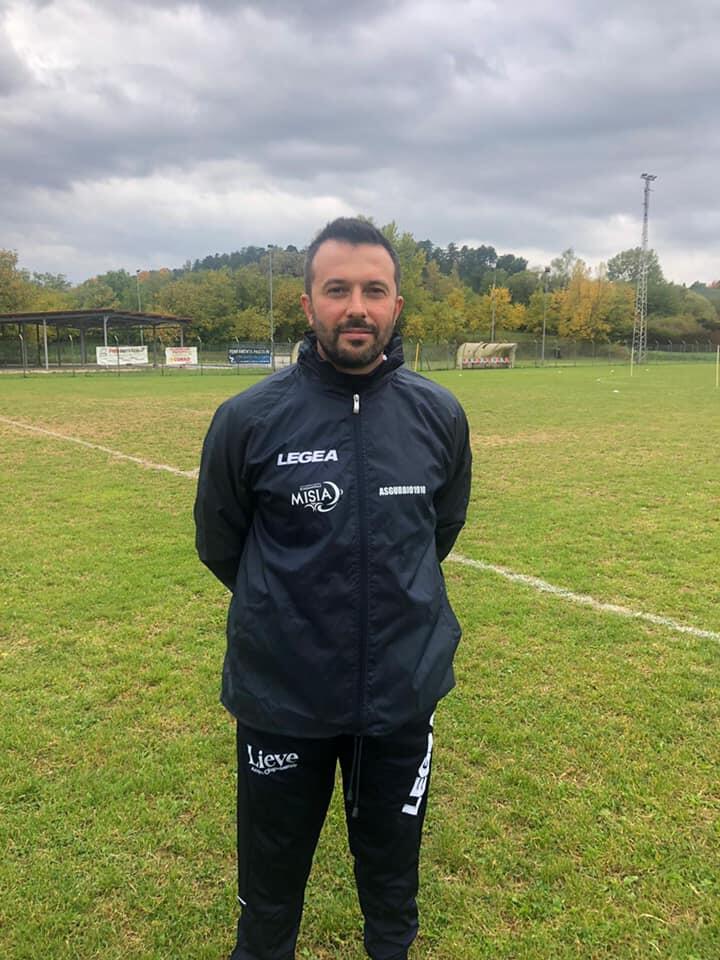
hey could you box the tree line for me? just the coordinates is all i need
[2,224,719,346]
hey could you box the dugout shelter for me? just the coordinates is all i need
[0,309,192,369]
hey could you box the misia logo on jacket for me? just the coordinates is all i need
[291,481,343,512]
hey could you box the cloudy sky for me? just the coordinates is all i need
[1,0,718,285]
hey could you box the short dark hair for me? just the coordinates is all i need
[304,217,401,294]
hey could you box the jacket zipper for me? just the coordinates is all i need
[352,392,368,730]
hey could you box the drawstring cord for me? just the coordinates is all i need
[346,735,364,819]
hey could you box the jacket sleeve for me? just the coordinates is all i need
[434,406,472,562]
[194,401,254,591]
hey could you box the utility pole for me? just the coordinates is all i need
[489,259,497,342]
[541,266,550,364]
[631,173,657,369]
[136,269,144,345]
[268,246,275,370]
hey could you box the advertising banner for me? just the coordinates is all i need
[96,346,149,366]
[228,346,272,366]
[165,346,198,366]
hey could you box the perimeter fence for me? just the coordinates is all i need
[0,333,717,375]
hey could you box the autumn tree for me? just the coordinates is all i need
[0,249,32,313]
[647,314,708,342]
[456,244,497,291]
[70,277,120,310]
[26,285,72,312]
[400,311,427,341]
[690,282,720,322]
[550,248,584,288]
[425,287,467,342]
[682,290,719,330]
[271,276,306,341]
[606,248,664,285]
[547,291,566,335]
[95,269,137,310]
[604,282,635,337]
[506,269,541,306]
[496,253,528,276]
[524,287,548,335]
[472,286,526,336]
[139,268,175,311]
[557,263,625,341]
[31,272,71,291]
[235,265,269,311]
[155,270,237,340]
[234,307,270,341]
[655,283,687,317]
[392,228,428,322]
[606,248,685,321]
[423,260,455,301]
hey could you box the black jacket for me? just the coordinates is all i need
[194,333,471,737]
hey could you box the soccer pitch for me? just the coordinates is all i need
[1,363,718,959]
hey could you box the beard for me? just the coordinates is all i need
[312,317,394,370]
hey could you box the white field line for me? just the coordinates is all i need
[3,413,716,642]
[0,415,199,480]
[448,553,720,643]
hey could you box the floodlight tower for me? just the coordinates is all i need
[631,173,657,366]
[489,258,497,342]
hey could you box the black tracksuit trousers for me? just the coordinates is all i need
[230,711,435,960]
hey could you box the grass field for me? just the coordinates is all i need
[1,363,718,959]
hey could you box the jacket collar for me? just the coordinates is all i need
[298,330,404,391]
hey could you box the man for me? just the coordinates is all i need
[194,217,471,960]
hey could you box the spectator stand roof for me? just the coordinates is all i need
[0,309,192,369]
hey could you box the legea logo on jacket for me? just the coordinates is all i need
[291,481,343,512]
[277,448,338,466]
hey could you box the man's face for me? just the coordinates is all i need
[301,240,404,374]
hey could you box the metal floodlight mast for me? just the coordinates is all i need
[631,173,657,366]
